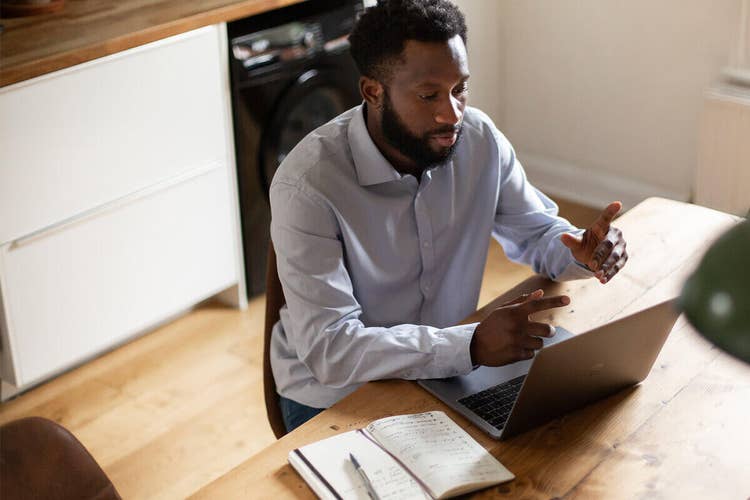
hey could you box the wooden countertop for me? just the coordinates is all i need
[0,0,305,88]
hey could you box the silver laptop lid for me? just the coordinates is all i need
[500,298,680,439]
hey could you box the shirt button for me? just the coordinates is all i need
[423,241,431,248]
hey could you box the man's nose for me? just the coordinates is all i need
[434,95,463,126]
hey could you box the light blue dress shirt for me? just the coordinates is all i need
[269,104,592,408]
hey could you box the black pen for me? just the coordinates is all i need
[349,452,381,500]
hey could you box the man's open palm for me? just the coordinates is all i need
[560,201,628,284]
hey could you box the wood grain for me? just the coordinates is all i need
[0,0,305,88]
[193,198,750,499]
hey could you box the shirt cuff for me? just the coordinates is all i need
[556,259,595,281]
[432,323,478,378]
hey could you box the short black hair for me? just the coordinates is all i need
[349,0,467,81]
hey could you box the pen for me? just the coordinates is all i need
[349,452,381,500]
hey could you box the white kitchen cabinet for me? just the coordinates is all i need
[0,24,246,396]
[0,166,236,386]
[0,26,233,245]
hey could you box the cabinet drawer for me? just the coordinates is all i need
[0,25,230,245]
[0,166,237,387]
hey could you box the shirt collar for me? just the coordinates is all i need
[348,103,403,186]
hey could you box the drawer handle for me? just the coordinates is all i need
[10,162,222,249]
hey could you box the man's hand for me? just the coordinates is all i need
[560,201,628,284]
[470,290,570,366]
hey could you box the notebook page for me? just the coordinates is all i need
[366,411,514,498]
[290,429,430,499]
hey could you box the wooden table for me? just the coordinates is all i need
[193,197,749,499]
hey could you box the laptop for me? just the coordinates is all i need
[418,298,680,440]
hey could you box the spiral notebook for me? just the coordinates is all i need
[288,411,514,499]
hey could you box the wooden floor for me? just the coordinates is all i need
[0,198,600,499]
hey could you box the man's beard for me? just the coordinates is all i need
[381,92,463,171]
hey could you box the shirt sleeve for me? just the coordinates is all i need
[491,130,594,282]
[270,179,476,389]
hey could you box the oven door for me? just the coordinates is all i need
[259,67,359,195]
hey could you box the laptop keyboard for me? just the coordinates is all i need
[458,375,526,430]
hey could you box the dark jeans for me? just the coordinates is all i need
[279,396,325,433]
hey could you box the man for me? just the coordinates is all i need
[269,0,628,432]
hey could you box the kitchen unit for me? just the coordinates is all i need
[0,1,305,399]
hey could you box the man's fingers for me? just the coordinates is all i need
[521,295,571,314]
[604,258,625,282]
[520,335,544,351]
[590,228,622,270]
[597,240,626,274]
[598,201,622,225]
[525,322,556,338]
[502,289,543,307]
[599,252,628,283]
[560,232,582,250]
[518,348,535,360]
[590,201,622,236]
[590,239,614,271]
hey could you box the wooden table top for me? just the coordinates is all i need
[192,197,750,499]
[0,0,304,88]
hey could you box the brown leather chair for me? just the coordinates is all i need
[0,416,121,500]
[264,242,288,439]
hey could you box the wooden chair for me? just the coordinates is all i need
[264,242,288,439]
[0,416,121,500]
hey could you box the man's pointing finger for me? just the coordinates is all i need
[521,295,571,314]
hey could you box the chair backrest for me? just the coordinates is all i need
[0,416,121,500]
[264,242,288,439]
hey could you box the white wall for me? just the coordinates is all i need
[452,0,505,124]
[456,0,743,209]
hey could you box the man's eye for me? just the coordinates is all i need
[418,93,438,101]
[453,84,469,96]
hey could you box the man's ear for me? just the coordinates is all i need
[360,76,384,108]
